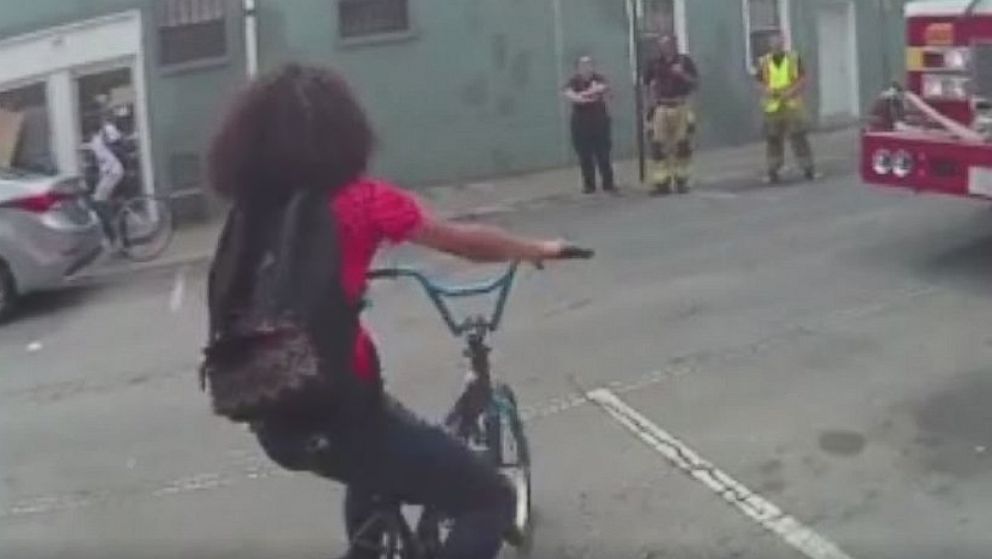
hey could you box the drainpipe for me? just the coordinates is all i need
[551,0,567,163]
[244,0,259,78]
[625,0,646,182]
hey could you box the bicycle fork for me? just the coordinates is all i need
[444,331,492,444]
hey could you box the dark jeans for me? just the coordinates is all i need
[571,113,615,192]
[253,396,514,559]
[91,200,117,243]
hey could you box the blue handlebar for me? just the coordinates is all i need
[368,264,519,336]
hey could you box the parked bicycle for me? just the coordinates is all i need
[362,246,593,559]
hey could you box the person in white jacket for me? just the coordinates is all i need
[90,108,125,202]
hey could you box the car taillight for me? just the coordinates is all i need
[0,192,72,213]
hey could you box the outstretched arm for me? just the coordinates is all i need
[411,218,564,265]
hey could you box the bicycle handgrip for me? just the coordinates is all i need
[557,246,595,260]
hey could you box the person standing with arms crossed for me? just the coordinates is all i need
[563,56,617,195]
[644,34,699,195]
[757,31,816,183]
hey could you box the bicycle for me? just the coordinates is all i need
[79,145,175,262]
[361,247,593,559]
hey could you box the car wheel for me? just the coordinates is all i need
[0,258,17,322]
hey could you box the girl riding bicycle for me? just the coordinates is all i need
[207,64,573,559]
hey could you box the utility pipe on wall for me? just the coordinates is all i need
[244,0,259,78]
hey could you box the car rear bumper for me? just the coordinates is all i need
[2,211,104,293]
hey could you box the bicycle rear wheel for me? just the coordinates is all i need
[115,195,174,262]
[486,383,533,549]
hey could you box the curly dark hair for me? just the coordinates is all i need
[208,64,374,202]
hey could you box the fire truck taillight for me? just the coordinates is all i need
[922,73,970,100]
[892,150,915,178]
[872,149,893,175]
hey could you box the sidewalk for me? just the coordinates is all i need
[83,127,860,280]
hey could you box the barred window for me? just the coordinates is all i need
[158,0,228,66]
[745,0,784,69]
[338,0,410,39]
[643,0,675,37]
[639,0,676,63]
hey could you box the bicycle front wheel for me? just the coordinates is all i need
[486,383,532,549]
[115,196,174,262]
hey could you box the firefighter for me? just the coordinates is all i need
[644,34,698,195]
[757,31,815,183]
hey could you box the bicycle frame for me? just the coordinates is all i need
[368,264,519,437]
[364,262,546,556]
[370,264,518,337]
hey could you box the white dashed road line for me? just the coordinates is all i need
[586,388,856,559]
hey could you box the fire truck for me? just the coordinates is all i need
[861,0,992,200]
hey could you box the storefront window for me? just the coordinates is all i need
[0,82,55,174]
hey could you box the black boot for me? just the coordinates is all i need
[651,178,672,196]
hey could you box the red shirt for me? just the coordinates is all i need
[330,178,425,382]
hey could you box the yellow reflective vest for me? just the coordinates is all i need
[760,52,802,113]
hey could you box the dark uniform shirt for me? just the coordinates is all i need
[566,73,609,119]
[643,53,698,103]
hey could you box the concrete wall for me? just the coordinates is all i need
[258,0,637,186]
[682,0,765,147]
[258,0,908,187]
[0,0,246,210]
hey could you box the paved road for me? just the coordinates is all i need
[3,173,992,559]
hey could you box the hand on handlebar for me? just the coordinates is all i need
[530,240,595,268]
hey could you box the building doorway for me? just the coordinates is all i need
[816,1,860,121]
[76,65,144,199]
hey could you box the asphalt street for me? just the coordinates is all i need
[3,171,992,559]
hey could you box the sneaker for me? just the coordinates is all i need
[674,177,690,194]
[767,170,781,184]
[582,186,596,195]
[804,167,817,181]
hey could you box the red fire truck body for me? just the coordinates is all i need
[861,0,992,199]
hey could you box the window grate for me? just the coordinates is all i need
[643,0,675,37]
[158,0,227,66]
[338,0,410,39]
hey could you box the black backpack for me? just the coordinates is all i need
[200,188,368,422]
